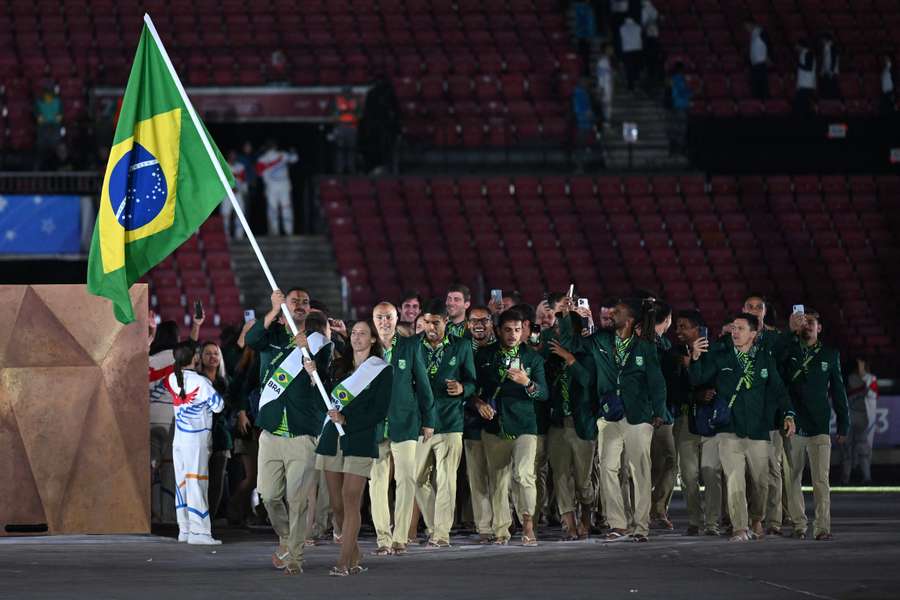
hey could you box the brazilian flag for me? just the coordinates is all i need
[88,16,233,323]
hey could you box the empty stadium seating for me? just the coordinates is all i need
[321,173,900,370]
[656,0,900,116]
[142,213,242,341]
[0,0,578,150]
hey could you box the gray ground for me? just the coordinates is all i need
[1,493,898,600]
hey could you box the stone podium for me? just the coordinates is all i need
[0,284,150,535]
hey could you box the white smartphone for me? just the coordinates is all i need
[578,298,590,309]
[244,309,256,322]
[510,357,521,371]
[792,305,805,315]
[490,289,503,304]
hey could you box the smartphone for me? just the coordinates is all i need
[490,289,503,304]
[510,357,521,371]
[244,309,256,322]
[577,298,590,309]
[792,304,805,315]
[699,326,708,339]
[567,284,575,298]
[194,300,204,320]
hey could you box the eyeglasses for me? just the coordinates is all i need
[468,318,492,324]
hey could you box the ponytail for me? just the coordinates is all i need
[172,341,197,400]
[639,299,657,343]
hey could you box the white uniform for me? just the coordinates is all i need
[596,56,614,122]
[223,160,247,239]
[256,149,298,236]
[166,370,224,538]
[149,350,176,524]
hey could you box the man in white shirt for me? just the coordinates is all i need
[641,0,661,82]
[255,141,299,236]
[746,21,769,99]
[818,33,840,99]
[596,44,615,127]
[225,150,247,239]
[794,39,817,116]
[620,17,644,92]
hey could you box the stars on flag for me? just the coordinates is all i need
[0,196,7,212]
[5,229,16,241]
[41,219,56,235]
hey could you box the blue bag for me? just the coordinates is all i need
[599,393,625,422]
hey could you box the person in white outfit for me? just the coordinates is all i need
[166,341,225,545]
[620,17,644,92]
[881,55,895,115]
[149,322,179,525]
[596,44,615,127]
[842,358,878,484]
[255,141,298,236]
[794,39,817,116]
[224,150,247,239]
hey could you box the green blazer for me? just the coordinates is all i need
[780,339,850,437]
[541,328,597,441]
[382,334,436,442]
[424,336,477,434]
[559,315,668,426]
[475,342,549,438]
[689,345,794,441]
[255,343,331,437]
[317,366,393,458]
[245,319,293,380]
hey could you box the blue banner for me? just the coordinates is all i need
[0,195,82,255]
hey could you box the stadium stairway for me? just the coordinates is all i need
[230,235,344,319]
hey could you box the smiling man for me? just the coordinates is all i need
[445,284,472,339]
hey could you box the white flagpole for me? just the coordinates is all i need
[142,13,344,435]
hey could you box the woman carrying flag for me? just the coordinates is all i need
[312,320,393,577]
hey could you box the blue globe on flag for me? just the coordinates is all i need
[108,143,168,231]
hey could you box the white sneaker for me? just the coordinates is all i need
[177,532,189,543]
[188,533,222,545]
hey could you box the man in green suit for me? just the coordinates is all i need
[558,297,668,542]
[369,302,436,555]
[445,283,472,339]
[690,312,797,542]
[472,309,549,546]
[414,299,477,546]
[780,309,849,540]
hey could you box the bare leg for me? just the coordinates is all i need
[338,474,368,570]
[324,471,345,543]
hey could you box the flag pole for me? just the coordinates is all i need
[142,14,343,435]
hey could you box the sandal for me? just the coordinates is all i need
[373,546,393,556]
[478,535,495,545]
[729,531,750,542]
[632,534,648,543]
[333,534,343,545]
[815,532,833,541]
[428,539,451,548]
[329,566,350,577]
[304,538,316,547]
[521,535,539,547]
[492,538,509,546]
[792,530,807,540]
[605,530,630,542]
[283,562,302,576]
[271,549,290,570]
[392,543,408,555]
[349,565,368,575]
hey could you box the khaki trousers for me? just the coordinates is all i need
[600,419,654,536]
[464,439,494,535]
[765,429,795,529]
[534,434,549,522]
[548,419,597,515]
[718,433,769,532]
[415,432,464,542]
[369,439,417,548]
[309,469,333,538]
[482,432,538,541]
[649,422,677,519]
[675,418,723,529]
[257,431,319,563]
[787,434,832,536]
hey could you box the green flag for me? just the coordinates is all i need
[87,17,233,323]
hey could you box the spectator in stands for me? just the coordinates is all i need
[667,62,692,155]
[641,0,661,84]
[817,33,841,100]
[781,309,849,541]
[400,291,423,325]
[881,55,895,115]
[358,75,401,175]
[595,44,615,129]
[473,309,548,546]
[794,39,817,117]
[842,357,878,484]
[609,0,630,57]
[574,2,597,77]
[267,49,289,86]
[314,319,392,576]
[197,341,231,530]
[620,17,644,92]
[746,21,770,100]
[559,298,667,542]
[225,150,247,240]
[47,142,75,171]
[445,284,472,339]
[689,313,796,542]
[572,77,597,172]
[34,83,62,169]
[255,140,298,236]
[332,86,361,175]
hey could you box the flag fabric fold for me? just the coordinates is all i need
[87,19,233,323]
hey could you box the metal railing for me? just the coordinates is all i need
[0,172,101,195]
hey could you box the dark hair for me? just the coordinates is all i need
[467,304,491,317]
[600,296,618,309]
[653,300,672,325]
[333,319,383,380]
[219,324,240,348]
[309,299,330,318]
[734,312,760,331]
[446,283,471,302]
[286,287,311,298]
[401,290,423,305]
[509,303,536,324]
[617,297,643,323]
[172,341,197,401]
[498,309,525,329]
[305,311,329,335]
[149,320,180,355]
[676,309,706,329]
[638,298,658,342]
[544,292,567,309]
[424,298,448,317]
[503,290,523,305]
